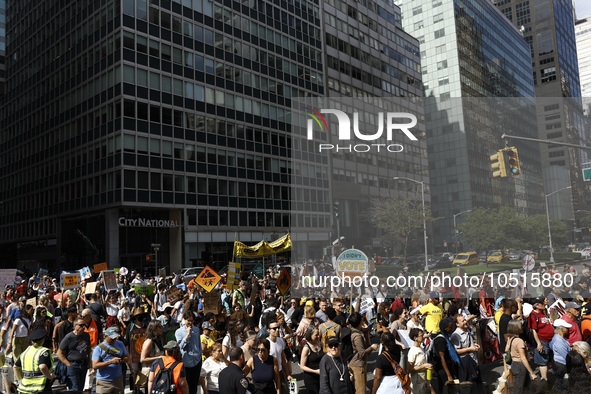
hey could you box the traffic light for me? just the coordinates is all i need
[334,201,340,217]
[490,150,507,178]
[145,253,155,261]
[506,147,521,175]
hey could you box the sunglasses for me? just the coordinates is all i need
[257,348,267,353]
[268,327,278,331]
[328,343,339,349]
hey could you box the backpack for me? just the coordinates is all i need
[340,327,354,362]
[425,334,443,364]
[320,322,338,353]
[151,359,180,394]
[383,351,411,394]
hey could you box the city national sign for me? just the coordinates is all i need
[118,217,179,228]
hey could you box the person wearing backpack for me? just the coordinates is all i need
[320,308,341,353]
[148,340,189,394]
[92,326,129,393]
[427,318,459,394]
[371,332,411,394]
[349,312,378,394]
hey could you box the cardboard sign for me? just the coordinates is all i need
[276,268,291,295]
[159,268,167,277]
[61,273,81,289]
[94,263,108,274]
[194,266,222,293]
[85,282,98,295]
[128,325,146,363]
[114,268,120,275]
[203,291,220,315]
[0,269,17,290]
[134,285,154,296]
[165,286,183,304]
[26,297,37,308]
[102,271,118,292]
[227,262,241,290]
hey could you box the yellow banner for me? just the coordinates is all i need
[233,234,292,258]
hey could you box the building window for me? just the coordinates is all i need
[437,60,448,70]
[433,13,444,23]
[413,6,422,15]
[434,28,445,39]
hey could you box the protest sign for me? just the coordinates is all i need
[203,291,220,315]
[0,269,17,290]
[79,267,92,280]
[277,268,291,295]
[102,270,118,292]
[93,262,108,274]
[85,282,98,295]
[159,268,166,277]
[134,285,154,296]
[60,272,81,289]
[165,286,183,304]
[227,262,241,290]
[194,266,222,293]
[26,297,37,308]
[336,249,369,280]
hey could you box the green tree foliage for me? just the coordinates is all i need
[459,207,569,252]
[368,196,437,263]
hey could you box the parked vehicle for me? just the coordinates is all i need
[453,252,479,266]
[487,251,508,264]
[507,251,522,261]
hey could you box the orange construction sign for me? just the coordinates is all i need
[194,265,222,293]
[276,268,291,295]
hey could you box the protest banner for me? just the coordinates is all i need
[203,291,220,315]
[93,262,108,274]
[60,272,81,289]
[85,282,98,295]
[165,286,183,304]
[227,262,241,290]
[102,270,118,292]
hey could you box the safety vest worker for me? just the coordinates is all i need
[13,329,54,393]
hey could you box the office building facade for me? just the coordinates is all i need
[495,0,587,221]
[0,0,426,271]
[576,16,591,115]
[395,0,545,247]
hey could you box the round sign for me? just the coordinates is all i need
[119,267,129,276]
[522,254,535,271]
[336,249,369,279]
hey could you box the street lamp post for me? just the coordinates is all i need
[453,210,472,253]
[545,186,572,263]
[151,243,161,277]
[393,177,428,271]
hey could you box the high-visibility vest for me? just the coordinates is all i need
[18,345,53,393]
[85,318,99,347]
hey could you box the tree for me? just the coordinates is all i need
[368,195,437,264]
[459,207,570,253]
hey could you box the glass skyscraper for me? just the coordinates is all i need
[395,0,545,247]
[0,0,427,271]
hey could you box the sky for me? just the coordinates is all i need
[574,0,591,19]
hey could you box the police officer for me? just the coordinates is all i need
[13,328,54,393]
[219,347,248,394]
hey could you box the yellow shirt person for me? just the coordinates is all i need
[420,292,444,334]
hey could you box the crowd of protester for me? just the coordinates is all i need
[4,262,591,394]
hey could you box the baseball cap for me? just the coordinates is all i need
[430,291,439,299]
[553,319,572,328]
[163,340,178,349]
[327,336,340,346]
[531,297,545,306]
[522,303,533,317]
[105,327,121,339]
[565,302,582,309]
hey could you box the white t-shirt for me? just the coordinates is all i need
[200,357,227,391]
[269,336,286,372]
[173,301,184,323]
[14,317,31,337]
[117,307,131,322]
[407,320,424,331]
[222,334,244,360]
[106,303,119,317]
[408,346,428,391]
